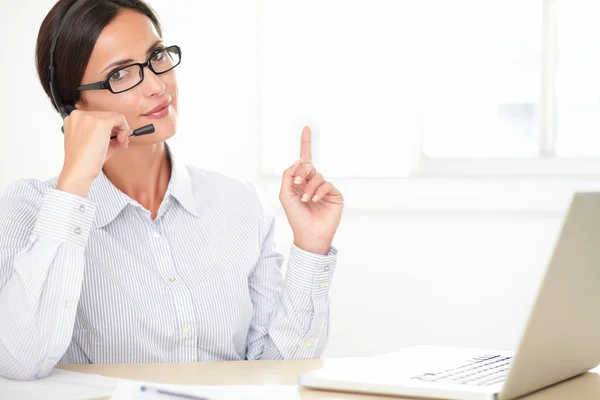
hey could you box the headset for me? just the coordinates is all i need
[48,0,155,138]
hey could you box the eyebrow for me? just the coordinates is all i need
[101,40,164,74]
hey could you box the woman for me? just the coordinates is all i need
[0,0,343,380]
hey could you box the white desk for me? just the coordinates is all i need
[57,359,600,399]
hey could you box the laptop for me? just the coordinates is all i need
[299,192,600,400]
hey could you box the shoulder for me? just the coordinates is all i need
[0,176,58,210]
[187,166,256,194]
[185,166,277,238]
[185,165,267,215]
[0,177,59,239]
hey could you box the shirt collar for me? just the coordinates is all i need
[88,170,130,229]
[166,145,202,218]
[89,144,201,228]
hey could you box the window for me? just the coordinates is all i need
[555,1,600,157]
[258,0,600,180]
[259,0,420,178]
[420,1,541,159]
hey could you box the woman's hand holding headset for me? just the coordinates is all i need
[56,110,132,198]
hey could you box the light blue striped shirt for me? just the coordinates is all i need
[0,148,337,380]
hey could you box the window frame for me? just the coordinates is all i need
[256,0,600,214]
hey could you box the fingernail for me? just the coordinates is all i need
[312,195,319,202]
[301,193,309,202]
[294,177,302,184]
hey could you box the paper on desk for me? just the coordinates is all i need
[0,368,118,400]
[110,379,301,400]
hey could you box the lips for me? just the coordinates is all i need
[142,99,171,116]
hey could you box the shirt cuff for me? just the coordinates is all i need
[32,189,97,248]
[285,244,338,296]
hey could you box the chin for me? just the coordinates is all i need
[134,113,177,144]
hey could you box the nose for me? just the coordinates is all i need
[141,66,166,97]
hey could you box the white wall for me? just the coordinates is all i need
[0,0,568,358]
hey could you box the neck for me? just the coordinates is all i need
[102,142,171,220]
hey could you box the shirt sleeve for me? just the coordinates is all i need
[0,180,96,380]
[244,184,338,360]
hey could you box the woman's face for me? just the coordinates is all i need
[75,9,178,144]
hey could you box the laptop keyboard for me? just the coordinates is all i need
[411,355,512,387]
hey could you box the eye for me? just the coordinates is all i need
[151,49,166,63]
[109,68,128,83]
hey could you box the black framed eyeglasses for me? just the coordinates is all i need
[77,45,182,94]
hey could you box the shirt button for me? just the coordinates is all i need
[323,264,330,271]
[74,227,81,235]
[305,342,312,348]
[168,277,177,283]
[152,231,161,238]
[79,205,86,213]
[65,301,72,309]
[319,281,328,288]
[182,326,190,334]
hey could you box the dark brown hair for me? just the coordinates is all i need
[36,0,162,112]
